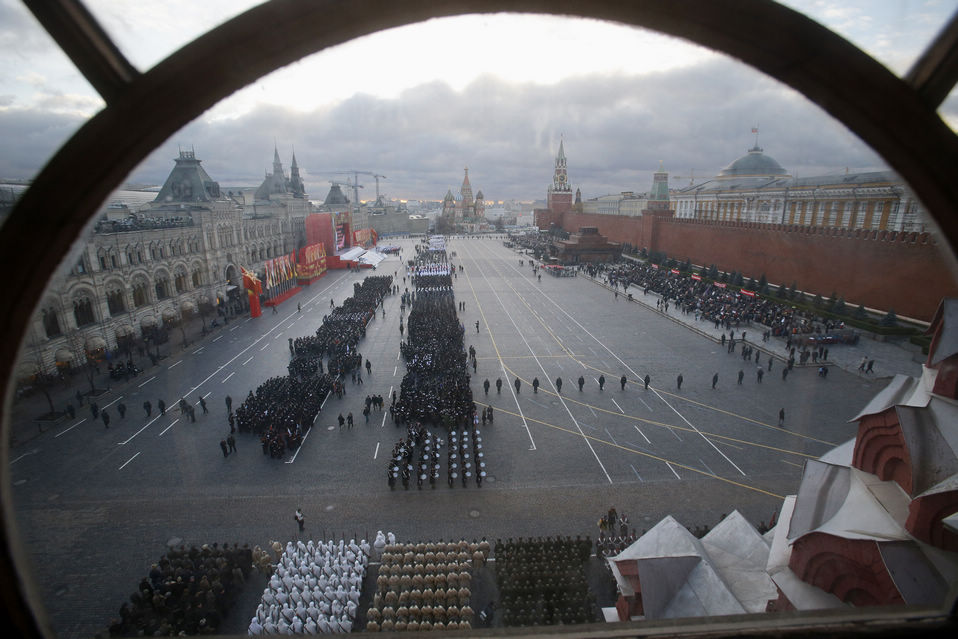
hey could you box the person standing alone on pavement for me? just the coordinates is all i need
[295,508,305,532]
[779,408,786,427]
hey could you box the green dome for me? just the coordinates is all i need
[717,146,788,178]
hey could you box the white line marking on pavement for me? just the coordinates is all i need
[118,413,164,445]
[259,343,269,351]
[231,325,239,331]
[193,347,204,354]
[118,452,140,470]
[102,395,123,409]
[158,419,179,436]
[630,464,643,481]
[168,361,182,369]
[605,428,618,445]
[373,442,380,459]
[242,356,254,365]
[652,387,745,475]
[633,425,651,445]
[245,318,252,323]
[393,366,397,376]
[666,462,681,479]
[700,458,715,475]
[202,392,211,399]
[55,418,87,438]
[212,335,223,342]
[589,406,597,417]
[137,376,156,388]
[10,451,38,464]
[611,398,625,414]
[637,397,653,411]
[221,372,235,383]
[321,392,331,410]
[274,333,283,340]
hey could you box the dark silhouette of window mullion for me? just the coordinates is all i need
[905,9,958,109]
[22,0,140,104]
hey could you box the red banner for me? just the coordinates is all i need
[691,274,702,281]
[297,243,327,279]
[241,266,262,318]
[740,289,756,297]
[714,282,727,288]
[670,268,680,275]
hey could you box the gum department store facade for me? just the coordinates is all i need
[17,148,310,378]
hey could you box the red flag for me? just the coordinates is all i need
[691,274,702,281]
[670,268,680,275]
[741,289,756,297]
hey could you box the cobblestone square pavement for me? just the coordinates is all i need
[7,237,904,637]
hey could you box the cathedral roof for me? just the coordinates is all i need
[154,150,223,203]
[717,146,788,179]
[444,189,455,202]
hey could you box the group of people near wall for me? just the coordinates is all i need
[597,261,834,338]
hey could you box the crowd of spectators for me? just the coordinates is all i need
[595,261,839,338]
[107,543,253,636]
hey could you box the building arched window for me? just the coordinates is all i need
[106,288,126,315]
[154,278,170,300]
[41,308,61,339]
[73,296,96,327]
[174,270,188,294]
[132,282,149,308]
[191,269,203,287]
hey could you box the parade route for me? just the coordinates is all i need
[9,236,889,638]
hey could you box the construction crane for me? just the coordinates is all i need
[335,170,387,203]
[670,169,699,187]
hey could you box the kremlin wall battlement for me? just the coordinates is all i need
[537,140,958,321]
[536,208,958,320]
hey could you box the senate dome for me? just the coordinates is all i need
[716,145,789,179]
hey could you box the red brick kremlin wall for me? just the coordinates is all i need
[537,210,958,320]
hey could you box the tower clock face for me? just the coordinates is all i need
[558,174,566,183]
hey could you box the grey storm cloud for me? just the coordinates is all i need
[3,58,886,201]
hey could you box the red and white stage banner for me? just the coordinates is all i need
[740,289,756,297]
[670,268,680,275]
[714,282,727,288]
[691,274,702,281]
[651,264,659,269]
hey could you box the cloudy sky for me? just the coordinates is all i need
[1,0,956,203]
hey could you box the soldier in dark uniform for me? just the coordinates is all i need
[578,376,585,392]
[483,379,490,395]
[555,377,562,393]
[712,373,719,389]
[620,375,627,390]
[514,378,521,394]
[643,374,650,389]
[532,378,539,393]
[598,375,605,391]
[496,378,502,394]
[158,399,166,415]
[117,402,126,419]
[677,374,683,390]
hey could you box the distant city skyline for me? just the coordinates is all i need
[1,1,956,201]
